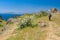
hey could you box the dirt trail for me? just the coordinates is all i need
[0,22,18,40]
[46,21,60,40]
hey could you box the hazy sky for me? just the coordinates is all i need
[0,0,60,13]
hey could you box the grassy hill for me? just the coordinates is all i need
[7,12,60,40]
[7,12,48,40]
[0,11,60,40]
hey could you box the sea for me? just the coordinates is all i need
[0,14,22,21]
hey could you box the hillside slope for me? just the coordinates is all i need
[0,12,60,40]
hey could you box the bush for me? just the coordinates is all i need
[35,14,42,18]
[18,17,33,29]
[34,11,48,18]
[40,11,48,16]
[0,23,3,27]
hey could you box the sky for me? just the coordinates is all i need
[0,0,60,13]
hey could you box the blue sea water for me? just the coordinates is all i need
[0,14,22,21]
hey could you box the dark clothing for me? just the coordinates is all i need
[49,14,52,21]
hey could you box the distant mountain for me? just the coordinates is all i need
[0,12,22,14]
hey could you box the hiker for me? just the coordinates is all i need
[48,8,57,21]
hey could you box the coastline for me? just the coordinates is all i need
[0,14,22,21]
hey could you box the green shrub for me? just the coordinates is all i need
[0,23,3,27]
[18,17,33,29]
[35,14,42,18]
[40,11,48,16]
[34,11,48,18]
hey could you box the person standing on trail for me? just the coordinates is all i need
[48,8,57,21]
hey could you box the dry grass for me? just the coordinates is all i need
[7,12,60,40]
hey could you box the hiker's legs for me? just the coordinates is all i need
[49,15,52,21]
